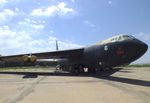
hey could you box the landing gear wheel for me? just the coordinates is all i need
[70,65,85,74]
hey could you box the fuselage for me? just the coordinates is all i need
[59,35,148,69]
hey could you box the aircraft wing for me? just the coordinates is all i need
[0,48,84,62]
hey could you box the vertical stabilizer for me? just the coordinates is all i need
[56,40,59,50]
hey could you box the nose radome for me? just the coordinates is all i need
[120,38,148,64]
[139,41,148,53]
[143,42,148,52]
[134,40,148,58]
[127,39,148,62]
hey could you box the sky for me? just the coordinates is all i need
[0,0,150,64]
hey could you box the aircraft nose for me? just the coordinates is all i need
[142,42,148,52]
[132,39,148,59]
[136,40,148,54]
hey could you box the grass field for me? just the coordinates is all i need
[0,66,55,72]
[122,63,150,67]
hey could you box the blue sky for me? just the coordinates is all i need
[0,0,149,63]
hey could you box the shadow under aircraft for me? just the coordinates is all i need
[0,68,150,87]
[0,35,148,73]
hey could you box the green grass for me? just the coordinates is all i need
[0,66,54,70]
[123,64,150,67]
[0,66,30,70]
[0,64,150,70]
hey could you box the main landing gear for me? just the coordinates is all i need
[87,66,113,73]
[56,64,86,74]
[70,65,85,74]
[56,65,112,74]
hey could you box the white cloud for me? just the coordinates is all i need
[3,9,14,15]
[33,24,44,30]
[135,32,150,41]
[58,40,82,50]
[49,36,57,41]
[31,2,75,17]
[71,0,76,3]
[18,18,44,30]
[0,26,31,54]
[83,20,95,28]
[0,25,82,56]
[49,30,54,34]
[108,1,112,5]
[57,2,74,15]
[31,6,57,16]
[0,0,8,5]
[0,9,15,16]
[48,36,82,50]
[0,9,15,23]
[15,8,19,12]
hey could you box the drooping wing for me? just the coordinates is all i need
[0,48,84,62]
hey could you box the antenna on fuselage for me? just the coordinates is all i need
[56,40,59,50]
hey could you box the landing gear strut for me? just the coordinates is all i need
[70,65,85,74]
[56,64,85,74]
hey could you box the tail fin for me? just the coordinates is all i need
[56,40,59,50]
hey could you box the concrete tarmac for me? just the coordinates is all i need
[0,67,150,103]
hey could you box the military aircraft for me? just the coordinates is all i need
[0,35,148,73]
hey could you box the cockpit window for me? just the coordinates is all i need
[111,38,115,42]
[110,36,122,42]
[128,35,135,39]
[97,34,135,45]
[122,35,135,40]
[118,36,122,40]
[122,35,129,40]
[122,35,129,38]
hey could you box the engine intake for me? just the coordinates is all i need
[22,55,37,63]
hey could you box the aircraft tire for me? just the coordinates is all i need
[69,65,84,74]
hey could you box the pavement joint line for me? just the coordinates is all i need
[3,76,46,103]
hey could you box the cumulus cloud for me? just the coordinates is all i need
[83,20,95,28]
[0,25,82,56]
[0,26,32,50]
[0,1,81,56]
[135,32,150,42]
[0,0,8,5]
[108,1,112,5]
[0,9,15,23]
[18,18,44,30]
[57,40,82,50]
[71,0,76,3]
[48,36,82,50]
[31,2,75,17]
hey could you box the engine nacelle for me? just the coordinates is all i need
[30,55,37,63]
[22,55,37,63]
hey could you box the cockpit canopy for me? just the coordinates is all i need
[97,34,135,45]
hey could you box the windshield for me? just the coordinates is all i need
[97,35,134,45]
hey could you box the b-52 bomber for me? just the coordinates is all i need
[0,35,148,73]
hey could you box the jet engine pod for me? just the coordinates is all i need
[22,55,29,62]
[30,55,37,63]
[22,55,37,63]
